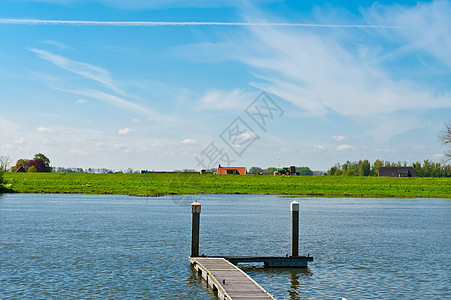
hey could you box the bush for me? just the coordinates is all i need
[27,166,38,172]
[334,169,343,176]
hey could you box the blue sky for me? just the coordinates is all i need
[0,0,450,171]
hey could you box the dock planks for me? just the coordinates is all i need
[190,257,275,300]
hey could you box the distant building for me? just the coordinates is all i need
[217,166,246,175]
[15,165,26,173]
[378,167,416,177]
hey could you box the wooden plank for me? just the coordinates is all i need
[190,257,274,300]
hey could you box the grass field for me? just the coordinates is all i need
[2,172,450,198]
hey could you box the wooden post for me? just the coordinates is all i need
[291,201,299,257]
[191,201,201,257]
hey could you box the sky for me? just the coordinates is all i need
[0,0,450,171]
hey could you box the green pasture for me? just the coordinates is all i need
[2,172,450,198]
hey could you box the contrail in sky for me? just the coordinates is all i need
[0,19,404,29]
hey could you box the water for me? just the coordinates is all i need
[0,194,450,299]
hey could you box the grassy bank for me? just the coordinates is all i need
[2,172,450,198]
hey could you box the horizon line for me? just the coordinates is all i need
[0,19,405,29]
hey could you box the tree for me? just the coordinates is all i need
[27,158,50,172]
[11,159,30,172]
[297,166,313,175]
[263,167,278,174]
[0,155,12,172]
[334,169,343,176]
[358,160,371,176]
[440,121,451,163]
[34,153,51,171]
[328,166,337,176]
[371,159,384,176]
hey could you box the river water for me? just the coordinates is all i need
[0,194,449,299]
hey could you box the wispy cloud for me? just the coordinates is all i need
[205,3,451,141]
[53,87,175,123]
[243,25,451,116]
[29,48,124,95]
[198,88,253,110]
[313,144,326,151]
[365,0,451,67]
[42,40,71,50]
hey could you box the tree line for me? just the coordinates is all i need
[326,159,451,177]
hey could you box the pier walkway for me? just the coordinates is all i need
[190,257,275,300]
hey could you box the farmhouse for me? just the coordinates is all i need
[378,167,417,177]
[15,165,26,173]
[217,166,246,175]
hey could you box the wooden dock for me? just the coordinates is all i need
[189,201,313,299]
[190,257,275,300]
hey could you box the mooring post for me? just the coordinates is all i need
[291,200,299,257]
[191,201,201,257]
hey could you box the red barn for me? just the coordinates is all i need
[217,166,246,175]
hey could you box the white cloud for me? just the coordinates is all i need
[131,118,140,123]
[332,135,346,142]
[13,138,24,144]
[37,126,53,133]
[115,143,125,149]
[314,144,326,150]
[118,128,132,135]
[76,99,87,103]
[182,138,197,144]
[336,144,353,151]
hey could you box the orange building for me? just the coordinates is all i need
[217,166,246,175]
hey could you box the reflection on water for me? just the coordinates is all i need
[242,267,313,300]
[288,269,313,300]
[1,194,450,299]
